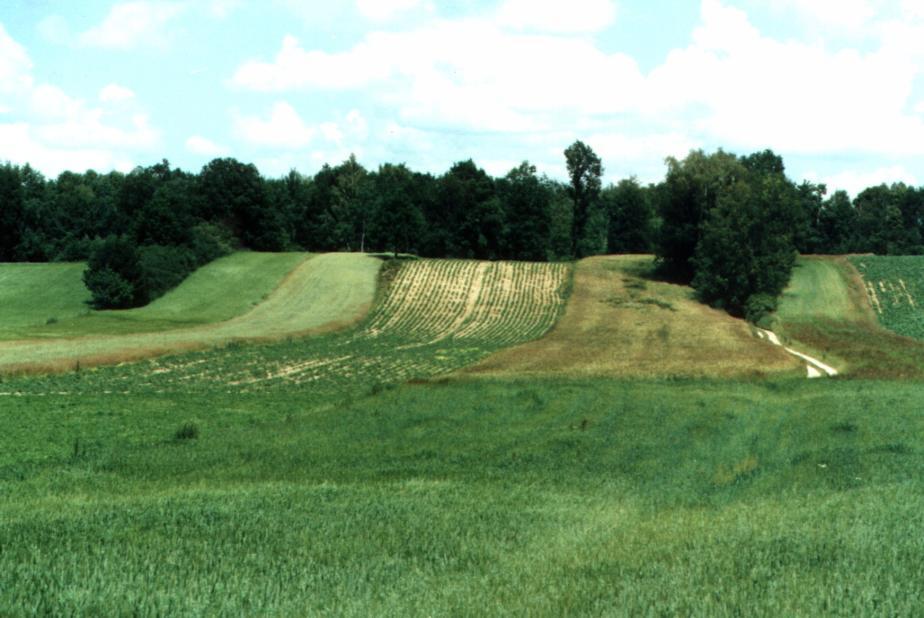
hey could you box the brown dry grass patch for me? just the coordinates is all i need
[464,255,801,379]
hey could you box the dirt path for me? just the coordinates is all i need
[756,328,838,378]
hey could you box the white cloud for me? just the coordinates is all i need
[231,25,643,132]
[233,102,316,148]
[0,23,161,174]
[0,122,131,174]
[185,135,227,156]
[79,2,185,49]
[355,0,423,20]
[644,0,924,156]
[773,0,878,32]
[497,0,617,33]
[0,23,33,94]
[99,83,136,103]
[209,0,242,18]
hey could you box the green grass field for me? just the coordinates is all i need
[850,255,924,341]
[2,378,923,615]
[0,262,92,338]
[3,253,924,614]
[0,253,381,373]
[771,256,924,378]
[0,252,306,340]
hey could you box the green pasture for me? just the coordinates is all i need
[0,253,381,372]
[2,378,923,615]
[0,252,306,340]
[0,262,91,337]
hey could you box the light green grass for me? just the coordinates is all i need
[773,256,924,378]
[0,253,381,372]
[775,257,864,322]
[3,252,306,340]
[0,263,92,337]
[2,378,923,615]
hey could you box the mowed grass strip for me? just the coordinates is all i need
[467,255,801,378]
[2,378,924,615]
[0,253,382,374]
[773,256,924,378]
[6,252,307,340]
[0,262,92,337]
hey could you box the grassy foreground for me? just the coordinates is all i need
[2,377,923,615]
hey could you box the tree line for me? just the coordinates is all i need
[1,143,923,319]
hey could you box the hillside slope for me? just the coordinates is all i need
[773,256,924,378]
[466,255,801,378]
[0,263,91,338]
[0,253,307,340]
[0,253,381,373]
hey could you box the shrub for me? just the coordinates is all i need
[744,293,778,324]
[173,422,200,441]
[83,235,146,308]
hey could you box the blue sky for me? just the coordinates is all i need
[2,0,924,195]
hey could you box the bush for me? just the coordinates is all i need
[173,422,200,441]
[744,293,778,324]
[83,236,146,308]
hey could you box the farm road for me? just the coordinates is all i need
[757,328,838,378]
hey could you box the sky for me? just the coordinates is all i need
[1,0,924,196]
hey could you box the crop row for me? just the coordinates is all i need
[2,259,571,397]
[850,256,924,340]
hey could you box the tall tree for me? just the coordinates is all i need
[497,162,552,261]
[436,160,503,259]
[564,140,603,258]
[656,149,742,278]
[370,164,425,256]
[0,163,24,261]
[604,177,654,253]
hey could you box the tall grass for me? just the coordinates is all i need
[2,378,923,615]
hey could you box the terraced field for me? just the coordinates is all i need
[2,259,571,395]
[849,255,924,340]
[0,253,380,374]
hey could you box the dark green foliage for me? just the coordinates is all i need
[435,160,503,259]
[564,140,603,258]
[188,222,233,265]
[744,292,777,324]
[370,164,425,256]
[134,177,197,246]
[82,266,136,309]
[657,150,741,278]
[604,177,655,253]
[173,421,200,441]
[139,244,198,299]
[817,190,856,254]
[692,172,797,315]
[84,235,147,308]
[658,150,798,318]
[497,162,553,261]
[0,163,24,261]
